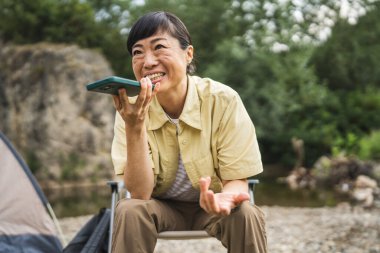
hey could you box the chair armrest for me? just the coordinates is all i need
[248,179,259,205]
[107,179,259,204]
[107,180,124,194]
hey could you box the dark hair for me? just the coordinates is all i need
[127,11,196,74]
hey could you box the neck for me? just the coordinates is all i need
[157,77,188,119]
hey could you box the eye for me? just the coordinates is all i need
[132,49,142,56]
[155,44,166,50]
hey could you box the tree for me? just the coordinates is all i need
[310,2,380,90]
[0,0,96,45]
[307,2,380,158]
[203,38,336,165]
[0,0,130,75]
[2,0,378,166]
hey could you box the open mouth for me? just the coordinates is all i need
[145,72,165,82]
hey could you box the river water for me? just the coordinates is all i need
[46,178,350,218]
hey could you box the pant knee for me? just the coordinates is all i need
[218,203,267,252]
[229,202,266,232]
[236,202,264,216]
[112,199,159,253]
[115,199,150,221]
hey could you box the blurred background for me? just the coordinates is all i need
[0,0,379,218]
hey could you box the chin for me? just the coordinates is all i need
[154,77,167,87]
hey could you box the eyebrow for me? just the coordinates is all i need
[132,37,168,50]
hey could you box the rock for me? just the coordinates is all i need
[311,156,374,186]
[310,156,333,180]
[372,163,380,180]
[355,175,378,189]
[283,167,316,190]
[352,188,374,207]
[0,43,115,182]
[351,175,379,207]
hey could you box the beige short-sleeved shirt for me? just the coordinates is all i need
[111,75,263,197]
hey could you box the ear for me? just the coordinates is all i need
[186,45,194,64]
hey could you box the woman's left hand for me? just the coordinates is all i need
[199,177,250,216]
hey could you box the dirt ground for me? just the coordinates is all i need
[60,204,380,253]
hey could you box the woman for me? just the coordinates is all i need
[111,11,267,253]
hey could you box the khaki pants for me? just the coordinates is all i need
[112,198,267,253]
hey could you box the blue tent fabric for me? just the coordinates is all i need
[0,131,63,252]
[0,234,63,253]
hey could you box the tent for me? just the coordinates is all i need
[0,131,63,252]
[0,131,111,253]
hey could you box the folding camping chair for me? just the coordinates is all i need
[106,179,259,253]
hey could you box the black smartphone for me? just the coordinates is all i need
[86,76,141,96]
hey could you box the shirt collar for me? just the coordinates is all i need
[147,75,202,131]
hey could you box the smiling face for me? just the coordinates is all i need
[131,31,193,92]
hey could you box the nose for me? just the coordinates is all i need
[143,52,158,69]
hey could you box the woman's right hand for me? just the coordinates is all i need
[112,77,160,129]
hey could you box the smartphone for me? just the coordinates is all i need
[86,76,141,96]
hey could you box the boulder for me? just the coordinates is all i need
[351,175,379,207]
[311,156,373,186]
[0,43,116,183]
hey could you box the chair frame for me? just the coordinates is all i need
[106,179,259,253]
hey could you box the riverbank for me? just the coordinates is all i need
[59,204,380,253]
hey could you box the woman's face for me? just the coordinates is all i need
[131,31,193,92]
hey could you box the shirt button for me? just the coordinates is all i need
[182,140,188,145]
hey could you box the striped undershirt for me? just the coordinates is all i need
[157,116,200,202]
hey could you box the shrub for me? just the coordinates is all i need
[358,130,380,161]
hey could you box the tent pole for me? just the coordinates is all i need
[47,203,67,246]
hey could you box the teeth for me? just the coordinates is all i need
[146,73,164,81]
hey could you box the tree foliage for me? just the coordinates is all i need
[1,0,379,166]
[310,2,380,91]
[0,0,129,75]
[0,0,96,45]
[306,3,380,162]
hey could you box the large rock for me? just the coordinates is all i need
[0,43,116,183]
[311,156,374,186]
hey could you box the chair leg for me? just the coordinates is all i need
[107,181,120,253]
